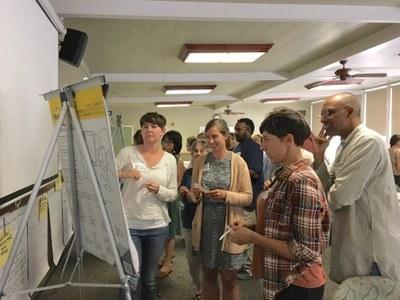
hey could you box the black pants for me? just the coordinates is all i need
[276,285,324,300]
[394,175,400,188]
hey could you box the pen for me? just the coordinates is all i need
[218,226,232,241]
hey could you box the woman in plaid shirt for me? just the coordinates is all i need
[230,108,330,300]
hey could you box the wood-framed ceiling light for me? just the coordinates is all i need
[162,85,216,95]
[178,44,273,63]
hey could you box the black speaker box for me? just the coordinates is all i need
[59,28,88,67]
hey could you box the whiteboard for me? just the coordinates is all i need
[0,1,58,197]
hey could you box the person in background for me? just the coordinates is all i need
[186,136,197,152]
[389,134,400,188]
[228,132,239,151]
[185,135,198,168]
[312,92,400,283]
[116,112,177,300]
[191,118,252,300]
[253,134,278,185]
[230,109,330,300]
[252,133,263,145]
[234,118,264,280]
[197,132,207,140]
[133,129,143,145]
[179,139,208,300]
[234,118,264,211]
[159,130,185,278]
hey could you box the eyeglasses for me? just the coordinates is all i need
[319,107,347,120]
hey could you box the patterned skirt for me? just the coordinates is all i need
[200,200,245,270]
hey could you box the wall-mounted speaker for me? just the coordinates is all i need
[59,28,88,67]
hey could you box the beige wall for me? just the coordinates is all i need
[109,101,310,154]
[392,85,400,135]
[59,61,88,87]
[366,88,388,137]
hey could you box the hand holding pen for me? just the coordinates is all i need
[229,222,254,245]
[219,225,232,241]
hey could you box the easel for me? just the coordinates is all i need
[112,114,126,150]
[0,77,136,300]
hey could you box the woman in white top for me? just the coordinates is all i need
[116,112,177,300]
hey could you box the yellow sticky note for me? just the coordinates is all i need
[0,226,13,268]
[48,97,62,124]
[75,86,105,120]
[55,170,63,191]
[39,196,48,221]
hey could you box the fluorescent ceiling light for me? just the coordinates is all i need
[155,101,193,108]
[179,44,273,63]
[260,97,300,104]
[185,52,265,63]
[163,85,216,95]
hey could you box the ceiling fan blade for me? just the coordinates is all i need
[304,80,328,89]
[305,78,363,89]
[352,73,387,78]
[231,112,245,115]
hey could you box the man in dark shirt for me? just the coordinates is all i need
[234,118,264,280]
[234,118,264,211]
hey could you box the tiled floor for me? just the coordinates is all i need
[37,237,338,300]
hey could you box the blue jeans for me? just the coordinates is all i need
[129,226,168,300]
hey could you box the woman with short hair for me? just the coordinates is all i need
[116,112,177,300]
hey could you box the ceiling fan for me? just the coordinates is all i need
[221,106,245,115]
[305,60,387,89]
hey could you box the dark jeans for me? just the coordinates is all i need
[394,175,400,188]
[276,284,324,300]
[129,226,168,300]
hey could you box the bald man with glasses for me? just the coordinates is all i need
[312,92,400,284]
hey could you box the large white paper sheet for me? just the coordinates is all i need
[0,207,29,300]
[48,190,65,265]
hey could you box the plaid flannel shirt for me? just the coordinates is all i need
[261,160,330,300]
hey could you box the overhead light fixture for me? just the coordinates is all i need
[178,44,273,63]
[155,101,193,108]
[162,85,216,95]
[260,97,300,104]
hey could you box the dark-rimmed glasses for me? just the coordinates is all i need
[319,107,348,120]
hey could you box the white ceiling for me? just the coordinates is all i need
[51,0,400,108]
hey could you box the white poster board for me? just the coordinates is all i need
[48,189,68,265]
[27,195,50,288]
[0,207,29,300]
[44,76,138,277]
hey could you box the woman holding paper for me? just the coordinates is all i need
[191,118,252,300]
[116,112,177,300]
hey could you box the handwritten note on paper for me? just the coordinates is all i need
[75,86,105,120]
[0,226,13,268]
[39,196,48,221]
[48,97,62,123]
